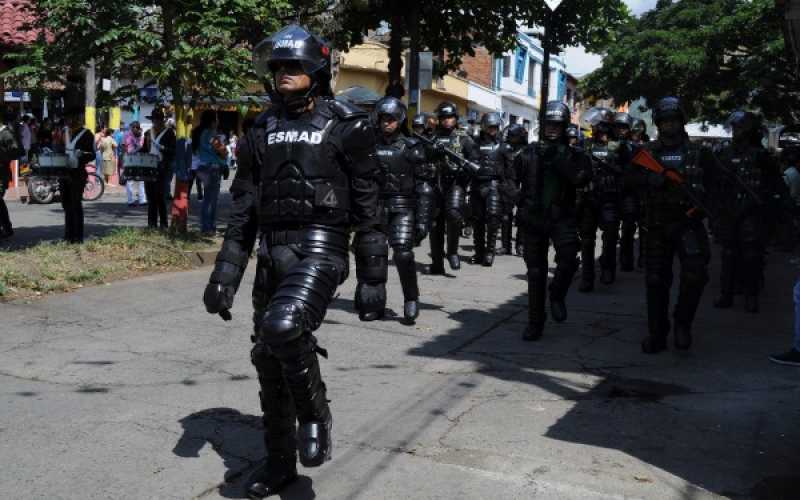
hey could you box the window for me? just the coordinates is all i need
[527,58,537,97]
[514,47,527,83]
[502,56,511,78]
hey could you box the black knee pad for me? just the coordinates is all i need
[355,231,389,284]
[393,247,415,267]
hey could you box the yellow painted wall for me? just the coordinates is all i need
[335,42,470,116]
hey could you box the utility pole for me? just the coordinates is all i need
[537,0,563,142]
[85,59,96,133]
[408,4,420,125]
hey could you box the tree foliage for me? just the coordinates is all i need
[326,0,630,97]
[580,0,799,124]
[2,0,306,106]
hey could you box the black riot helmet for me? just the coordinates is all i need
[566,123,580,139]
[632,119,647,134]
[506,123,528,145]
[374,96,407,124]
[581,107,614,129]
[542,101,571,142]
[613,112,634,129]
[652,97,687,125]
[481,112,503,131]
[253,25,332,95]
[728,110,763,145]
[435,101,459,120]
[412,113,426,129]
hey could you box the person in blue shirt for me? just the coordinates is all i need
[191,110,227,234]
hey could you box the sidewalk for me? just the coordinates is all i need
[2,237,798,499]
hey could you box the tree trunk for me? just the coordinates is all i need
[386,14,405,98]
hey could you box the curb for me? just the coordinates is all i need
[185,248,220,267]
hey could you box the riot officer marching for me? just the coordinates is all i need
[500,123,528,256]
[613,111,640,272]
[203,25,383,498]
[515,101,591,341]
[632,97,719,354]
[425,102,476,274]
[577,107,628,292]
[369,96,431,322]
[469,112,514,266]
[711,111,784,313]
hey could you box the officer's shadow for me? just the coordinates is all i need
[174,408,316,499]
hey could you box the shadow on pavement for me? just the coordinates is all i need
[174,407,316,499]
[404,253,800,497]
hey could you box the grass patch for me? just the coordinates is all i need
[0,227,218,301]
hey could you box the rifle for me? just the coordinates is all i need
[708,150,764,206]
[631,148,715,219]
[412,132,480,174]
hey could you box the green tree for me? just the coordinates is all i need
[580,0,797,123]
[327,0,629,98]
[2,0,302,132]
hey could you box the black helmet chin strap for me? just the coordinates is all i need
[274,78,319,115]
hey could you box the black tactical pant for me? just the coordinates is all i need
[523,217,580,329]
[250,227,347,462]
[430,181,467,269]
[0,173,11,234]
[60,174,85,243]
[385,205,419,302]
[577,194,620,283]
[470,180,502,259]
[645,218,710,339]
[715,213,763,301]
[620,190,641,269]
[144,174,168,229]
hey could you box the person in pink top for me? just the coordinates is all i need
[123,121,147,206]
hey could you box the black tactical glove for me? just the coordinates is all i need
[203,283,234,321]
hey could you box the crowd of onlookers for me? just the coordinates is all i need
[0,108,241,238]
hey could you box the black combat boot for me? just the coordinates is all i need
[447,254,461,270]
[550,299,567,323]
[674,323,692,350]
[246,456,298,499]
[404,300,419,322]
[276,336,333,468]
[600,268,615,285]
[522,324,543,341]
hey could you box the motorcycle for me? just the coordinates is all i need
[25,161,105,204]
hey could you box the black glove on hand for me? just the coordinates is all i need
[203,283,235,321]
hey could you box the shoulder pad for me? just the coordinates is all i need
[253,110,272,127]
[327,98,368,120]
[401,136,421,148]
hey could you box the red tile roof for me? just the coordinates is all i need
[0,0,39,47]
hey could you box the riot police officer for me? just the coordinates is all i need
[203,25,383,498]
[515,101,591,341]
[426,101,476,273]
[712,111,783,313]
[469,112,514,266]
[566,123,581,146]
[499,123,528,256]
[577,107,628,291]
[371,97,430,322]
[614,111,640,272]
[412,113,434,139]
[634,97,718,354]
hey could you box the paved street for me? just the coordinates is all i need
[1,204,799,499]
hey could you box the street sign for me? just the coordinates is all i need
[544,0,563,10]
